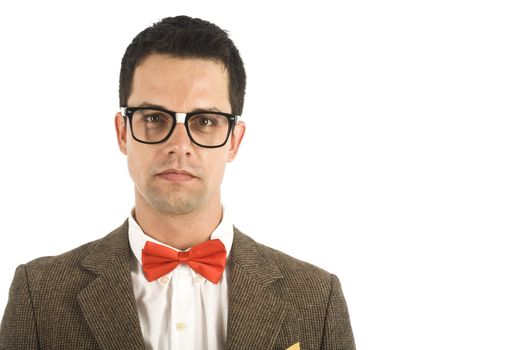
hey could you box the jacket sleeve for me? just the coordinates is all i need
[321,274,356,349]
[0,265,39,349]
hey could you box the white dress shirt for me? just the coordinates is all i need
[128,210,233,350]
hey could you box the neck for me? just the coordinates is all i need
[134,197,223,251]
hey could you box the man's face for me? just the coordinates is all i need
[115,54,245,215]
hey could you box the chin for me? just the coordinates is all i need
[150,192,206,216]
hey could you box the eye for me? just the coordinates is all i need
[137,111,171,126]
[194,115,217,127]
[144,114,162,123]
[198,116,215,126]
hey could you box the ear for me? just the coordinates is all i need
[227,121,246,162]
[114,112,128,155]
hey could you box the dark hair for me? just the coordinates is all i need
[119,16,246,115]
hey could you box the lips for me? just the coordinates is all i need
[156,169,197,182]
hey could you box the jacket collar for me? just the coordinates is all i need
[77,221,287,350]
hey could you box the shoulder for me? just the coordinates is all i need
[232,227,334,292]
[231,228,354,348]
[16,221,129,289]
[23,237,101,269]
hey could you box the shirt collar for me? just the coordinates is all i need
[128,207,234,267]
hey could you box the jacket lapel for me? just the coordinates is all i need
[77,221,145,350]
[226,228,288,349]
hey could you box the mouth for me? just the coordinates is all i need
[156,169,198,182]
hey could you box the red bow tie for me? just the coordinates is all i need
[141,239,227,284]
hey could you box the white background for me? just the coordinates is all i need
[1,1,524,349]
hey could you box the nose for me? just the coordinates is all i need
[164,119,193,156]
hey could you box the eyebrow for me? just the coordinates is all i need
[136,102,223,113]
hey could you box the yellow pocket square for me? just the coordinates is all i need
[286,342,300,350]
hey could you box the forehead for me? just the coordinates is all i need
[129,54,230,112]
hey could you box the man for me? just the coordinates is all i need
[0,16,355,350]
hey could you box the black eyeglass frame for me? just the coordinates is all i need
[121,106,240,148]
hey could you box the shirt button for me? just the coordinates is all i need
[175,322,187,331]
[159,276,170,285]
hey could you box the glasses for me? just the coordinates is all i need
[121,106,240,148]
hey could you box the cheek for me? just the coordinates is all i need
[126,144,152,182]
[201,150,229,183]
[126,152,139,182]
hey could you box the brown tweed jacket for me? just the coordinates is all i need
[0,221,355,350]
